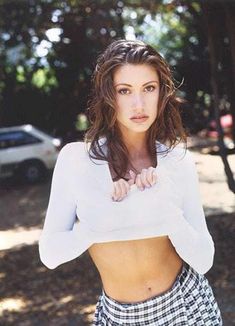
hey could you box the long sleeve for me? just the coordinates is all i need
[38,143,90,269]
[168,149,215,275]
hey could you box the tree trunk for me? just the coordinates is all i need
[224,3,235,143]
[202,2,235,193]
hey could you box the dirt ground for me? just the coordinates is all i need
[0,138,234,325]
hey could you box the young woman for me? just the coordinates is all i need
[39,39,223,325]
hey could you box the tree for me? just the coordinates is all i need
[201,0,235,193]
[0,0,125,135]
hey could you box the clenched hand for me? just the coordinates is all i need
[111,167,157,201]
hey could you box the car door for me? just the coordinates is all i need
[0,131,19,178]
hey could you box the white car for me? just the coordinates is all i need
[0,124,62,183]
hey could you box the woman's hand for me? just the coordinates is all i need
[111,170,136,201]
[135,167,157,191]
[111,167,157,201]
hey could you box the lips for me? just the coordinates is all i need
[130,115,149,123]
[131,115,148,119]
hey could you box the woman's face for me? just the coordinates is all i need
[113,63,160,135]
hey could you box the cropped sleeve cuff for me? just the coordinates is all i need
[168,216,215,274]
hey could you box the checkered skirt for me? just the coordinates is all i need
[92,262,223,325]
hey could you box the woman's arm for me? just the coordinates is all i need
[38,143,86,269]
[168,149,215,275]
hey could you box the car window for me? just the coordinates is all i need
[0,131,42,149]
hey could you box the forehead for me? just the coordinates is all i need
[113,64,159,84]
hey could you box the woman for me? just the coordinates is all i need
[39,39,223,325]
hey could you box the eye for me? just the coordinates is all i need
[117,88,130,95]
[145,85,156,92]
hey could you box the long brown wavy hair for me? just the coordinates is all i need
[84,38,189,181]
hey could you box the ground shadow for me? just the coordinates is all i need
[0,244,101,325]
[0,213,234,325]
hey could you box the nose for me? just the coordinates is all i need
[132,94,144,111]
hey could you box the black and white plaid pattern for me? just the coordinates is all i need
[93,262,223,325]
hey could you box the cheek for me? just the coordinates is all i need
[116,107,127,123]
[147,94,159,111]
[116,97,130,116]
[116,95,129,107]
[151,91,160,103]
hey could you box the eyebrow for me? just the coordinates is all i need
[114,80,159,87]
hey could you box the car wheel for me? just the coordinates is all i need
[19,161,46,184]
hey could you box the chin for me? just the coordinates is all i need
[118,120,153,134]
[129,125,151,133]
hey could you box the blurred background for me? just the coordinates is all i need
[0,0,234,325]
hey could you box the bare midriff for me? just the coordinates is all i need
[88,235,183,303]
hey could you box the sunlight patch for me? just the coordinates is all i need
[0,297,27,314]
[59,295,73,304]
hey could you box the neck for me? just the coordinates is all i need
[121,132,148,160]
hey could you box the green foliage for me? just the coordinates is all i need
[32,68,58,91]
[75,113,89,131]
[122,1,213,131]
[0,0,233,136]
[0,0,125,132]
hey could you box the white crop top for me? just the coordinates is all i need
[38,137,215,274]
